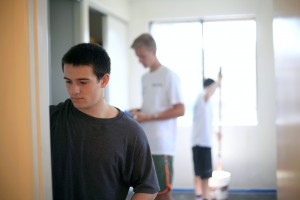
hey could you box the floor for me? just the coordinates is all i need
[172,191,277,200]
[127,191,277,200]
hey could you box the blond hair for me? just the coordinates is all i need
[131,33,157,50]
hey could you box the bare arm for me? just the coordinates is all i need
[204,72,222,102]
[204,82,219,102]
[131,192,158,200]
[132,103,185,122]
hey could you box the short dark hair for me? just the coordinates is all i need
[131,33,156,50]
[62,43,111,80]
[203,78,215,88]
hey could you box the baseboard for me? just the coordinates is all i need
[228,189,277,193]
[172,188,277,193]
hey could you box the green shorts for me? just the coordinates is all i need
[152,155,173,195]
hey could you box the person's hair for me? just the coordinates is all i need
[131,33,156,50]
[61,43,111,81]
[203,78,215,88]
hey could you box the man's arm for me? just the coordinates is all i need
[204,72,222,102]
[131,192,158,200]
[133,103,185,122]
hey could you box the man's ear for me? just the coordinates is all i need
[100,73,110,88]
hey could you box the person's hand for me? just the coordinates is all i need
[129,109,140,116]
[129,110,155,123]
[216,131,222,142]
[218,71,223,82]
[133,112,153,122]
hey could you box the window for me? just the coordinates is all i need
[150,19,257,126]
[150,21,203,126]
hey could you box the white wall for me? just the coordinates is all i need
[89,0,130,21]
[128,0,276,190]
[274,0,300,199]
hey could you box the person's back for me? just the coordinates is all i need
[50,43,159,200]
[192,92,214,148]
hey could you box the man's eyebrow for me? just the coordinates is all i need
[63,77,90,81]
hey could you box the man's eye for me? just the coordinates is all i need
[65,80,72,84]
[80,81,88,85]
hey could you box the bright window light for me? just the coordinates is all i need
[150,21,203,126]
[150,19,257,126]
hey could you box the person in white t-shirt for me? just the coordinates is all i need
[191,72,222,200]
[130,33,185,200]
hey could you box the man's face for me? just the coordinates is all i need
[134,45,156,68]
[63,64,104,112]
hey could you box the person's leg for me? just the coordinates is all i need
[155,191,172,200]
[201,178,209,199]
[153,155,173,200]
[194,176,203,199]
[193,146,203,199]
[202,147,213,200]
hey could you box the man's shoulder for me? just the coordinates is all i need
[160,65,179,77]
[50,99,72,115]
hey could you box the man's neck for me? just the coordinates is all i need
[149,60,161,72]
[78,102,118,119]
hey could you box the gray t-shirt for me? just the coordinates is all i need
[50,99,159,200]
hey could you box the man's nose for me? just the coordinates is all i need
[70,83,80,94]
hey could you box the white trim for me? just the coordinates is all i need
[29,0,53,199]
[37,0,52,198]
[28,0,40,199]
[74,0,90,43]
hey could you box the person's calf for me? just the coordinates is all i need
[155,191,172,200]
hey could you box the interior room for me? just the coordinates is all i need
[1,0,300,199]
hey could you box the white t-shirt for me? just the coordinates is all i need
[191,93,213,148]
[140,66,183,155]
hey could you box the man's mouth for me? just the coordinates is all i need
[71,97,84,100]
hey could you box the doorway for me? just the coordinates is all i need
[89,8,105,46]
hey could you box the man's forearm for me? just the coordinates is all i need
[131,192,157,200]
